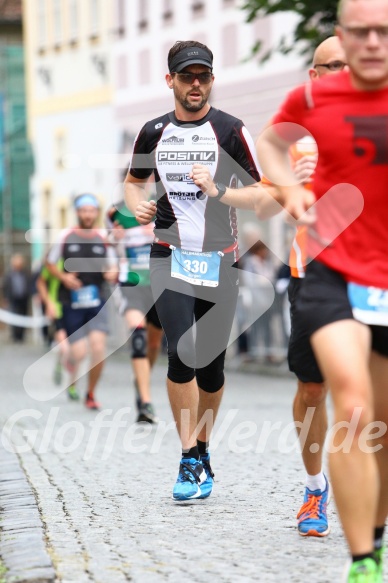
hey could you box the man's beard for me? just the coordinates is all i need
[78,218,94,229]
[176,90,208,112]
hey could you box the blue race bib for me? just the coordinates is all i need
[70,285,101,309]
[348,282,388,325]
[119,244,151,286]
[126,244,151,271]
[171,249,221,287]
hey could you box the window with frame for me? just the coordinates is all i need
[116,0,126,37]
[55,131,66,170]
[43,187,52,226]
[89,0,100,38]
[162,0,173,24]
[139,50,150,84]
[253,18,272,62]
[221,24,237,67]
[69,0,78,44]
[37,0,47,50]
[138,0,148,31]
[53,0,62,46]
[59,206,67,229]
[117,54,128,89]
[191,1,205,18]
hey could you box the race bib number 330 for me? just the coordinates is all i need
[171,249,221,287]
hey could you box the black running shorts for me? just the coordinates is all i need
[295,260,388,358]
[287,276,324,384]
[117,284,162,329]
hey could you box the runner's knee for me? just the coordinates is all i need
[164,331,196,384]
[130,327,147,359]
[167,367,196,384]
[166,342,196,384]
[197,373,224,393]
[298,382,327,407]
[196,353,225,393]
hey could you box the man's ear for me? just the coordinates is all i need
[165,73,174,89]
[335,24,344,44]
[309,67,318,80]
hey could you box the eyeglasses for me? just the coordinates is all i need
[314,60,347,71]
[341,25,388,42]
[171,72,213,84]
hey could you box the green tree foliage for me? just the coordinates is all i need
[242,0,339,62]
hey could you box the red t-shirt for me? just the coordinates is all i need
[272,70,388,288]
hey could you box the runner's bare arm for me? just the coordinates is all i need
[103,245,119,284]
[254,154,317,220]
[294,154,318,184]
[45,260,81,290]
[190,164,277,211]
[35,275,50,306]
[253,183,287,220]
[35,276,57,319]
[256,126,315,221]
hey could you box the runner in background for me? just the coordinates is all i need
[107,197,164,423]
[258,36,347,538]
[36,259,71,385]
[46,193,118,410]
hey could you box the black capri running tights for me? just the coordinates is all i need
[150,252,239,393]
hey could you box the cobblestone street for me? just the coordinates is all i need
[0,339,381,582]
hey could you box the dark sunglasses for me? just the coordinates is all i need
[314,60,347,72]
[172,72,213,84]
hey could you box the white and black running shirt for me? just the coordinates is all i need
[129,107,261,253]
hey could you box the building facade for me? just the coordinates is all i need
[24,0,309,262]
[0,0,33,272]
[23,0,117,261]
[112,0,307,260]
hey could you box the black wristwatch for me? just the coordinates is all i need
[214,182,227,201]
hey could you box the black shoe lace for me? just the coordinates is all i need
[201,458,215,480]
[179,462,201,484]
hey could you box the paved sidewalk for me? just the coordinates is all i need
[0,444,55,582]
[0,340,381,582]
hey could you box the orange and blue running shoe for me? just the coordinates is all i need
[297,475,331,537]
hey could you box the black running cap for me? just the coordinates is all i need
[169,47,213,73]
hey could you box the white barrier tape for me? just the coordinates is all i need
[0,308,50,328]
